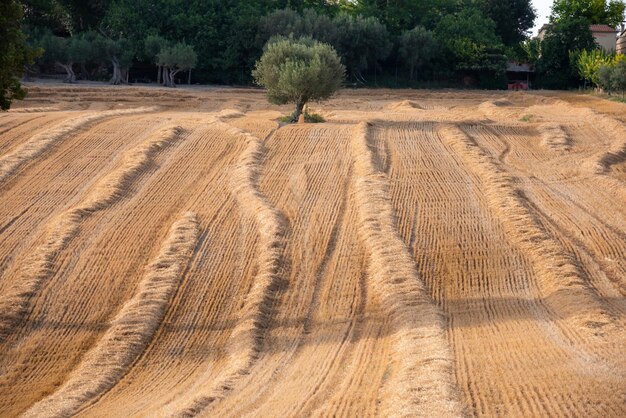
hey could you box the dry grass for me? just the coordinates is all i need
[0,86,624,417]
[538,123,570,151]
[351,122,463,417]
[22,212,199,418]
[0,106,157,185]
[0,125,183,343]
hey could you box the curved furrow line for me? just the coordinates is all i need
[166,120,284,417]
[21,212,199,418]
[537,123,571,151]
[539,97,626,176]
[0,114,45,138]
[587,112,626,175]
[0,106,157,185]
[478,99,519,121]
[351,121,463,417]
[0,125,184,344]
[7,106,60,113]
[437,124,618,336]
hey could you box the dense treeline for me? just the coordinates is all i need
[19,0,537,87]
[3,0,625,106]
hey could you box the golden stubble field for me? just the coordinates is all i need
[0,84,625,417]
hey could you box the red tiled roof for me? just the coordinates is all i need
[589,24,616,33]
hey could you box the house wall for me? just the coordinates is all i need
[593,32,617,51]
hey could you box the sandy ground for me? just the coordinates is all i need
[0,84,625,417]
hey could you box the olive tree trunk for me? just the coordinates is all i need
[110,57,125,85]
[58,63,76,83]
[157,65,162,84]
[163,68,179,87]
[293,99,305,122]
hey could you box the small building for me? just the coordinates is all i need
[506,62,534,90]
[590,24,617,51]
[536,24,617,52]
[537,24,550,41]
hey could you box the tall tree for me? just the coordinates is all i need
[56,0,112,31]
[551,0,625,28]
[481,0,536,45]
[435,9,507,77]
[143,35,170,84]
[39,34,91,83]
[1,0,40,110]
[398,26,437,80]
[157,43,197,87]
[94,36,136,85]
[537,17,597,88]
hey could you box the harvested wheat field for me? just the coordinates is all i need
[0,84,625,417]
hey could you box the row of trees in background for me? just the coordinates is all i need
[15,0,538,88]
[32,31,196,87]
[4,0,626,109]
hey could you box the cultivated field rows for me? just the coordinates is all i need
[0,86,624,417]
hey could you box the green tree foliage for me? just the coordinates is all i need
[55,0,112,31]
[435,9,507,77]
[143,35,170,84]
[253,37,345,121]
[575,49,614,87]
[351,0,452,33]
[157,43,197,87]
[520,38,541,65]
[21,0,71,34]
[611,59,626,97]
[94,36,136,85]
[551,0,626,28]
[481,0,536,45]
[39,33,92,83]
[398,26,437,80]
[537,18,597,88]
[24,0,540,88]
[1,0,40,110]
[332,13,392,82]
[259,9,391,83]
[597,63,614,92]
[598,57,626,96]
[103,0,277,84]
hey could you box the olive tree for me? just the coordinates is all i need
[143,35,170,84]
[611,60,626,98]
[157,43,197,87]
[398,26,437,81]
[597,64,614,94]
[100,37,135,85]
[40,34,91,83]
[253,37,345,122]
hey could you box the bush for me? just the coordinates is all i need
[278,110,325,123]
[253,37,344,122]
[597,57,626,97]
[575,49,613,88]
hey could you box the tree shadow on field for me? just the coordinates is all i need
[20,293,624,358]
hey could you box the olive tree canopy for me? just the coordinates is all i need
[253,37,345,122]
[157,43,197,87]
